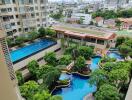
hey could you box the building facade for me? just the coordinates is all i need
[0,29,22,100]
[71,13,92,25]
[54,25,116,49]
[0,0,48,37]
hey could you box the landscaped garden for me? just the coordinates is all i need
[15,39,97,100]
[88,36,132,100]
[13,30,132,100]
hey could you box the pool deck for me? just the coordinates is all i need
[125,79,132,100]
[84,93,94,100]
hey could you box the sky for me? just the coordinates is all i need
[49,0,102,2]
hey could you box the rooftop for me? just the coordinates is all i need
[53,25,116,40]
[118,18,132,24]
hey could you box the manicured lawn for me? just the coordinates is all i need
[116,30,132,37]
[56,26,105,36]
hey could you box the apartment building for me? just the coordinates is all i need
[0,0,48,37]
[104,0,131,10]
[0,29,22,100]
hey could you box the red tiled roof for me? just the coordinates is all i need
[54,28,116,40]
[95,17,103,22]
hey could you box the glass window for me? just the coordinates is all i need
[4,0,11,4]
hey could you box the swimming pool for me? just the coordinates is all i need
[107,52,123,60]
[10,39,56,63]
[53,56,101,100]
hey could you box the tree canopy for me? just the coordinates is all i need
[59,55,72,66]
[44,52,57,66]
[27,60,39,78]
[95,84,120,100]
[78,46,93,59]
[74,56,86,72]
[38,27,46,37]
[37,65,61,87]
[92,8,132,19]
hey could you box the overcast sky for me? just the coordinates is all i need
[49,0,102,2]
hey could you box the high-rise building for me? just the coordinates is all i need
[0,0,48,37]
[0,29,22,100]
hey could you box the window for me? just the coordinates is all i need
[40,0,44,3]
[37,24,40,27]
[10,15,14,19]
[25,28,28,32]
[11,23,15,26]
[7,31,13,36]
[4,0,11,4]
[19,0,24,4]
[36,13,39,16]
[37,18,39,21]
[35,6,38,10]
[17,22,20,25]
[34,0,37,3]
[13,29,17,33]
[16,15,18,18]
[1,8,7,13]
[19,28,21,32]
[14,7,17,11]
[29,0,33,4]
[12,0,16,3]
[7,8,12,12]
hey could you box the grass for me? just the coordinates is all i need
[56,26,105,36]
[116,30,132,37]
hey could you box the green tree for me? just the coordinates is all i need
[15,36,25,46]
[74,56,86,72]
[37,65,61,87]
[50,95,62,100]
[59,55,72,65]
[6,38,15,47]
[20,81,39,100]
[116,37,126,47]
[27,60,39,78]
[38,27,46,37]
[95,84,120,100]
[46,28,56,38]
[50,11,63,20]
[115,19,122,30]
[44,52,57,66]
[33,91,51,100]
[78,46,93,59]
[28,31,38,41]
[109,69,129,88]
[16,71,24,85]
[89,69,108,87]
[78,17,84,24]
[118,44,132,57]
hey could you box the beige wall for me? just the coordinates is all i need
[0,43,19,100]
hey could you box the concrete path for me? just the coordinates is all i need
[125,79,132,100]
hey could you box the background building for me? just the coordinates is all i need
[0,0,48,38]
[0,29,22,100]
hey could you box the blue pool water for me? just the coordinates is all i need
[107,52,123,60]
[90,56,101,71]
[53,56,101,100]
[10,39,56,63]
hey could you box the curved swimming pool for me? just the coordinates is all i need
[10,39,56,63]
[53,56,101,100]
[107,52,123,60]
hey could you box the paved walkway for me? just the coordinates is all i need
[125,79,132,100]
[84,93,94,100]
